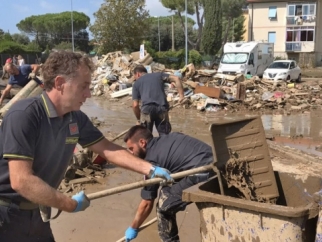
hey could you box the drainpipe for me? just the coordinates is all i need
[251,3,254,41]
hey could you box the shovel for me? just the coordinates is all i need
[41,163,219,222]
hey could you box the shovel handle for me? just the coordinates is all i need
[87,164,214,200]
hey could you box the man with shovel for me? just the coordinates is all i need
[123,125,214,242]
[132,65,184,135]
[0,51,173,242]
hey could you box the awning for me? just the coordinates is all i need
[268,7,277,18]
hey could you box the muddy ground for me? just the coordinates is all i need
[50,92,322,242]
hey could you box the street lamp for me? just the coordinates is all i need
[185,0,188,65]
[158,16,160,52]
[71,0,75,52]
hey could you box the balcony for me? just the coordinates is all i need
[286,15,316,26]
[285,42,314,52]
[286,42,301,51]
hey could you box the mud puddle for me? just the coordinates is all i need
[82,98,322,158]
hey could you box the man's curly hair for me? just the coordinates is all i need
[42,50,95,91]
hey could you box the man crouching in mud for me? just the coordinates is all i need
[123,125,215,242]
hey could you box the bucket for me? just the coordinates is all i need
[183,172,321,242]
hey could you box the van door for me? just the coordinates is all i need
[245,52,256,75]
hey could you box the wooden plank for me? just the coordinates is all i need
[194,85,223,99]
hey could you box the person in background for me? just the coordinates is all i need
[12,55,18,66]
[132,65,184,136]
[1,58,12,79]
[17,55,25,66]
[0,63,42,105]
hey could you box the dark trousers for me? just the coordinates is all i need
[0,204,55,242]
[140,110,171,136]
[156,173,210,242]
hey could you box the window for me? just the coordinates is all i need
[286,26,314,42]
[287,3,316,16]
[268,6,277,20]
[290,62,295,68]
[258,50,262,60]
[268,32,276,43]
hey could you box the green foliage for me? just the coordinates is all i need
[142,40,156,58]
[0,40,40,54]
[145,15,197,52]
[160,0,205,50]
[2,33,13,41]
[90,0,150,54]
[201,0,222,55]
[11,33,30,45]
[161,0,196,15]
[53,42,74,51]
[16,12,90,51]
[25,42,42,52]
[155,49,202,69]
[188,49,202,65]
[223,15,246,42]
[221,0,247,51]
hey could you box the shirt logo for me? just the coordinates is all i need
[69,123,79,135]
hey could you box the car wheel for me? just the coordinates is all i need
[296,74,301,83]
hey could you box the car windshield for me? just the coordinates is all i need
[221,53,248,64]
[268,62,290,69]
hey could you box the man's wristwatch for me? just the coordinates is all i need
[148,166,156,178]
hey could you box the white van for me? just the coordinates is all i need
[217,41,274,77]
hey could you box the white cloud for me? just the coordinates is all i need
[12,4,30,13]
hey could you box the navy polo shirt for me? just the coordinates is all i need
[0,92,104,202]
[141,133,213,200]
[132,72,170,113]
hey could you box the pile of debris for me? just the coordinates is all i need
[91,51,166,97]
[184,73,321,113]
[90,52,322,113]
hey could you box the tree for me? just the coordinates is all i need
[17,12,90,51]
[201,0,222,55]
[161,0,204,50]
[90,0,149,54]
[145,16,196,52]
[221,0,247,54]
[223,15,246,42]
[11,33,30,45]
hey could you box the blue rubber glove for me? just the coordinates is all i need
[151,166,174,183]
[72,191,90,212]
[125,227,138,241]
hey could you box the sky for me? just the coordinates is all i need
[1,0,174,36]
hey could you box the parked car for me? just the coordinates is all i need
[263,60,301,82]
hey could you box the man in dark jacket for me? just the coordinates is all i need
[123,125,214,242]
[132,66,184,135]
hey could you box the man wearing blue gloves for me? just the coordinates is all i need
[0,51,173,242]
[123,125,214,242]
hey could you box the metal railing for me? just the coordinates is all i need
[286,15,316,25]
[285,42,302,51]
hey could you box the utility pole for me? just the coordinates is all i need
[158,16,161,52]
[185,0,188,65]
[71,0,74,52]
[172,15,175,51]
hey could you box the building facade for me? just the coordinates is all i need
[247,0,321,67]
